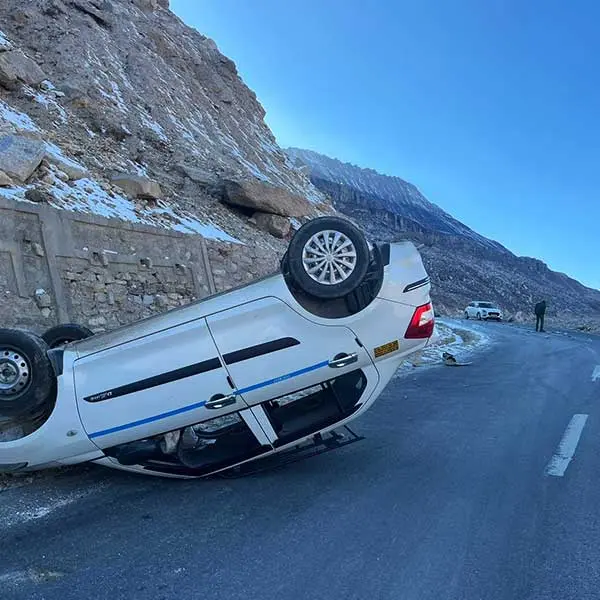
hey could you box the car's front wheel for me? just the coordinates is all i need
[285,216,370,300]
[42,323,94,349]
[0,329,56,418]
[465,311,469,320]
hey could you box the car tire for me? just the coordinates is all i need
[0,329,56,418]
[286,216,370,300]
[41,323,94,349]
[477,313,482,320]
[465,312,469,320]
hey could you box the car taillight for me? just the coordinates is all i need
[404,302,435,339]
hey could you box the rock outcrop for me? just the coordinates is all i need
[0,136,46,181]
[110,174,162,200]
[221,179,312,218]
[0,0,328,249]
[0,48,47,88]
[252,212,291,239]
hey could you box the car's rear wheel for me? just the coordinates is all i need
[464,312,469,319]
[286,216,370,300]
[0,329,56,418]
[42,323,94,349]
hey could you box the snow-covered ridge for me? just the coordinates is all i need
[0,99,39,133]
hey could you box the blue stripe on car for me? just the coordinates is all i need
[88,359,330,439]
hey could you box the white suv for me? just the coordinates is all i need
[465,301,503,321]
[0,217,434,479]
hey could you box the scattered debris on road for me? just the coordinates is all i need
[442,351,472,367]
[396,319,487,376]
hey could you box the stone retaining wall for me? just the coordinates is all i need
[0,197,280,334]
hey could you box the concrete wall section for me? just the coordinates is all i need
[0,198,280,334]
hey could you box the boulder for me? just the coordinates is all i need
[0,49,46,88]
[177,164,215,186]
[0,136,46,182]
[253,212,291,239]
[220,87,234,104]
[222,179,311,218]
[25,188,52,203]
[0,169,12,186]
[111,174,162,199]
[34,288,52,308]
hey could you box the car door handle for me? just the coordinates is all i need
[328,352,358,369]
[205,394,237,410]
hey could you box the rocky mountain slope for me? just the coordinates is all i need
[0,0,330,250]
[288,148,600,329]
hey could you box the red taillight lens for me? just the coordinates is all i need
[404,302,435,339]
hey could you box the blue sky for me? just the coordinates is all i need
[171,0,599,289]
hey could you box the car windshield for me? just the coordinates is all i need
[479,302,496,309]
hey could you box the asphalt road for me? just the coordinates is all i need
[2,321,600,600]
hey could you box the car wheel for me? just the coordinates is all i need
[0,329,56,418]
[286,216,370,300]
[41,323,94,349]
[477,312,482,320]
[464,312,469,320]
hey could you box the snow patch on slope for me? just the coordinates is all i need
[0,100,40,132]
[0,29,12,51]
[44,141,85,172]
[1,175,239,243]
[46,178,240,242]
[98,79,129,114]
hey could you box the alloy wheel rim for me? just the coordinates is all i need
[301,230,357,285]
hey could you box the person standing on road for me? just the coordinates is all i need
[534,300,547,332]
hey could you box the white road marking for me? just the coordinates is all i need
[0,569,64,586]
[545,414,589,477]
[592,366,600,382]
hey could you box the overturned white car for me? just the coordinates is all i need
[0,217,433,478]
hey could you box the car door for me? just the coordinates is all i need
[75,317,247,449]
[205,296,378,410]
